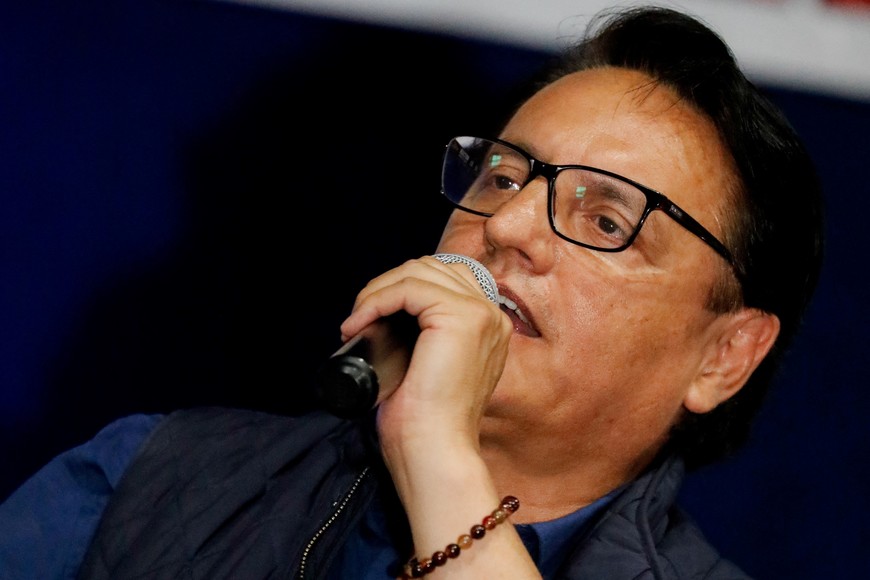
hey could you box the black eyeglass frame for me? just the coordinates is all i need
[441,136,735,266]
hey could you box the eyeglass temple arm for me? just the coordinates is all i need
[661,203,735,265]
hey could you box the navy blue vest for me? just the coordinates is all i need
[78,407,396,580]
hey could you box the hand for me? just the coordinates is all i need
[342,256,539,579]
[339,255,511,451]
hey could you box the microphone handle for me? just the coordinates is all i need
[314,312,418,419]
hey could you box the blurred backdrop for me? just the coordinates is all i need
[1,0,868,577]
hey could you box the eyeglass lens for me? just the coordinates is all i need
[442,136,650,250]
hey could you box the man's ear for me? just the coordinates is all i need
[684,309,780,414]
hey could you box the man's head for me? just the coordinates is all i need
[545,6,825,468]
[436,6,823,475]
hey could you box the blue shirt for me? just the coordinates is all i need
[0,414,614,579]
[0,414,163,580]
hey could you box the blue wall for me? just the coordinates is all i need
[1,1,868,577]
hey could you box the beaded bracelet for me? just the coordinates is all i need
[400,496,520,578]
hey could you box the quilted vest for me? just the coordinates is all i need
[77,407,383,580]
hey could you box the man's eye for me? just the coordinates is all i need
[493,174,521,191]
[595,215,627,239]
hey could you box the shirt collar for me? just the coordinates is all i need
[517,488,620,577]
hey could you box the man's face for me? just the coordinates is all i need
[436,67,739,477]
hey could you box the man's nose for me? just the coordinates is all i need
[483,175,555,268]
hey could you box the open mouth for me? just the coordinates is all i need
[498,292,541,337]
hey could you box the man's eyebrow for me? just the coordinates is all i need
[590,177,635,207]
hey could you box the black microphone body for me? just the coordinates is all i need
[315,254,498,419]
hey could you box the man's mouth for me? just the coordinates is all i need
[498,292,541,337]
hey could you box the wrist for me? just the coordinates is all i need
[400,496,521,578]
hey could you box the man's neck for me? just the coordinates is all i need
[479,429,661,524]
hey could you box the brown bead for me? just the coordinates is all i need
[409,560,425,578]
[482,515,498,530]
[457,534,473,549]
[492,508,508,523]
[431,551,448,566]
[445,543,461,558]
[470,524,487,539]
[501,495,520,513]
[419,558,434,574]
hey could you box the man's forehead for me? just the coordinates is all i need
[511,70,732,216]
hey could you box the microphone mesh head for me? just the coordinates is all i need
[432,253,499,304]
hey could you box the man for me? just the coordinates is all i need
[0,6,823,579]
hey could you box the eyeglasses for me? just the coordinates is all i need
[440,136,734,265]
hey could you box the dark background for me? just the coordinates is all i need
[1,1,867,577]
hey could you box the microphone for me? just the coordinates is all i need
[314,254,498,419]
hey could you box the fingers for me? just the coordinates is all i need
[339,256,497,342]
[337,254,509,425]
